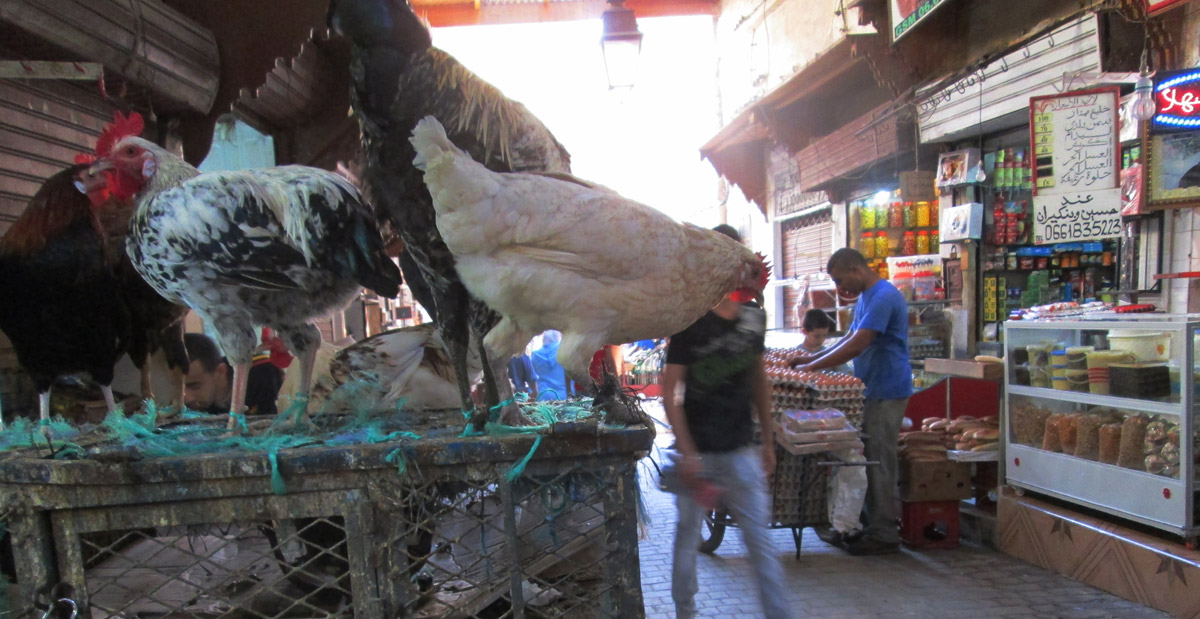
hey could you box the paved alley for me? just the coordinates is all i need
[636,405,1167,619]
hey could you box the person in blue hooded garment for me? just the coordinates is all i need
[531,330,573,401]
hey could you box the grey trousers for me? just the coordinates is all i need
[860,397,910,544]
[672,445,793,619]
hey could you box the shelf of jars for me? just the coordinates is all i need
[1004,316,1200,538]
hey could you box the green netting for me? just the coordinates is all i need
[0,378,608,467]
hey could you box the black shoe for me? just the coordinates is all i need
[846,537,900,556]
[815,526,845,548]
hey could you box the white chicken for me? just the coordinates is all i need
[410,116,769,422]
[309,323,483,413]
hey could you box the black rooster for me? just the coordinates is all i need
[329,0,572,428]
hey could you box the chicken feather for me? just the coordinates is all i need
[411,116,768,385]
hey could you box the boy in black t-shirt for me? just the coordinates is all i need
[662,225,792,619]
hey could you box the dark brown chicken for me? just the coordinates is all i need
[0,164,129,429]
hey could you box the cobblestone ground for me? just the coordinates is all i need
[637,403,1167,619]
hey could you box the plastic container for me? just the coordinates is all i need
[860,204,875,229]
[1086,350,1135,369]
[902,202,916,228]
[889,202,904,228]
[916,202,931,227]
[1088,368,1110,395]
[931,229,939,246]
[1065,346,1094,370]
[1051,376,1069,391]
[875,232,889,258]
[1030,367,1050,388]
[916,230,930,254]
[1107,330,1171,362]
[861,232,875,258]
[902,231,917,255]
[1027,344,1050,367]
[1067,369,1090,392]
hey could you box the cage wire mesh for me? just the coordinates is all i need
[49,491,372,618]
[381,461,636,618]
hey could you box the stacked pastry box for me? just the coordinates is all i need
[763,348,865,427]
[775,409,862,455]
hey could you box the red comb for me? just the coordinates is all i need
[756,252,771,287]
[95,111,144,156]
[74,153,96,165]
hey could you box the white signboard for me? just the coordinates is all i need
[1030,87,1121,197]
[1032,188,1122,245]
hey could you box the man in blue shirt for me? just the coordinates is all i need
[789,248,911,555]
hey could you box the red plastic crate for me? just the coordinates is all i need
[900,500,960,549]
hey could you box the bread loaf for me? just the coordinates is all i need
[1058,414,1080,454]
[1042,414,1063,452]
[1117,415,1148,469]
[1098,423,1122,465]
[1074,415,1101,461]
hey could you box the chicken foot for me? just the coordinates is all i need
[475,337,530,427]
[477,316,533,427]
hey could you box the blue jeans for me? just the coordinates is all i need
[672,445,792,619]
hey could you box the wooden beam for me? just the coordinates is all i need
[0,61,103,80]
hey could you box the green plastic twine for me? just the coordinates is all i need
[268,449,287,495]
[286,393,310,424]
[504,434,543,483]
[228,411,249,433]
[385,447,407,475]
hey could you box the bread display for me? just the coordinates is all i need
[1098,423,1122,465]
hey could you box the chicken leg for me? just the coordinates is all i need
[475,337,529,427]
[225,360,251,432]
[276,323,322,428]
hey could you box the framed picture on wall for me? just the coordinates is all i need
[1146,130,1200,209]
[1147,0,1187,15]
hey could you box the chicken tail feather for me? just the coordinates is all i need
[410,115,457,172]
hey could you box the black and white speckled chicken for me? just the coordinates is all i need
[92,118,402,431]
[329,0,571,429]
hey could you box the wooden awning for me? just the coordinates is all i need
[232,28,349,136]
[700,38,879,212]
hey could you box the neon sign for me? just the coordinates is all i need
[1154,69,1200,132]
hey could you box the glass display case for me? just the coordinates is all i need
[1004,315,1200,539]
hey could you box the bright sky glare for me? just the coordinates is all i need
[433,15,724,226]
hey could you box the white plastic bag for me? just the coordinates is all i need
[827,446,868,534]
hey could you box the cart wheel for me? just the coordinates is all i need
[699,510,727,554]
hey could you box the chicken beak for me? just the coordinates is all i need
[88,160,115,174]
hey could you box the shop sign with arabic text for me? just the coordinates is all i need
[1029,87,1120,196]
[1033,188,1122,244]
[1153,69,1200,132]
